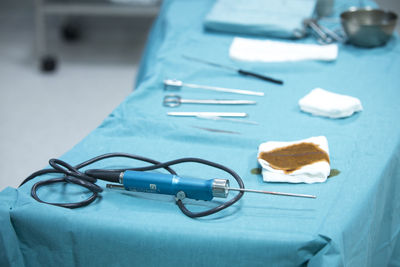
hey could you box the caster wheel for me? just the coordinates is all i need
[61,23,82,42]
[40,56,57,72]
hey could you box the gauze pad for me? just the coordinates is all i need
[258,136,330,183]
[299,88,363,119]
[230,37,338,62]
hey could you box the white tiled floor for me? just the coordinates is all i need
[0,0,399,191]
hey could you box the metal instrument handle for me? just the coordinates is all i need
[303,19,345,44]
[167,112,248,117]
[163,95,256,107]
[306,19,333,44]
[184,83,264,96]
[163,79,183,90]
[163,95,182,107]
[163,79,264,96]
[181,99,256,105]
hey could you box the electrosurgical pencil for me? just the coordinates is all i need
[183,55,284,85]
[89,170,317,200]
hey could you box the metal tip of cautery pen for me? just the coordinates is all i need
[228,188,316,199]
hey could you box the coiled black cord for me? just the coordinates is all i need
[19,153,245,218]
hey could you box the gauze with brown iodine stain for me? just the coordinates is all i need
[258,142,330,174]
[258,136,330,183]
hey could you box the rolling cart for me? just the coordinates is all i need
[34,0,160,72]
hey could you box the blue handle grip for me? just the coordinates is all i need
[122,170,214,201]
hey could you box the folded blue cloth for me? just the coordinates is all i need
[204,0,317,38]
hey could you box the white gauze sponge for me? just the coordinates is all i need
[258,136,330,184]
[299,88,362,119]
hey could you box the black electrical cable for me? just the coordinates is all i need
[19,153,245,218]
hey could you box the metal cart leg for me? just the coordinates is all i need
[35,0,57,72]
[33,0,160,72]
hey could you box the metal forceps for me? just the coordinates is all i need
[303,19,344,44]
[163,95,256,107]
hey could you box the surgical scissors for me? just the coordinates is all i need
[163,95,256,107]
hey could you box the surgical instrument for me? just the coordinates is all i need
[182,55,284,85]
[164,79,264,96]
[163,95,256,107]
[21,153,316,218]
[102,170,316,200]
[303,19,344,44]
[190,125,241,135]
[304,18,333,44]
[196,115,259,125]
[167,112,248,117]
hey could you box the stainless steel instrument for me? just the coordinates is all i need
[164,79,264,96]
[167,112,248,117]
[303,19,345,44]
[196,115,259,125]
[163,95,256,107]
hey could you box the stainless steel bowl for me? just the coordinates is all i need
[340,8,398,47]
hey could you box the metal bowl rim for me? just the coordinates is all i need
[340,7,398,26]
[341,7,398,18]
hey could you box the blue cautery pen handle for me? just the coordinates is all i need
[99,170,315,201]
[122,170,218,201]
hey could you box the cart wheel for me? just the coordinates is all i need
[40,56,57,72]
[61,23,81,42]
